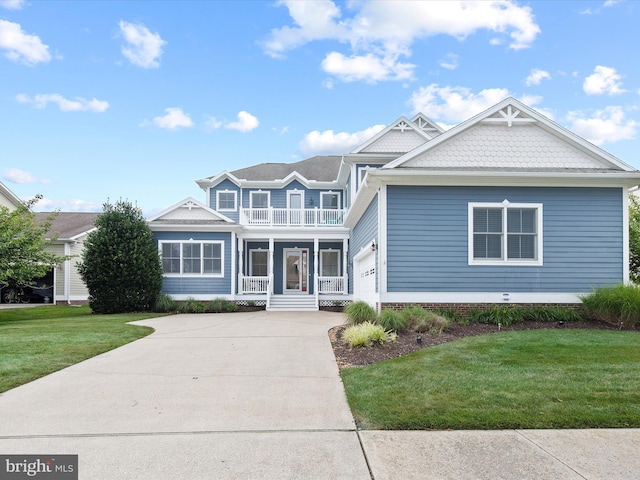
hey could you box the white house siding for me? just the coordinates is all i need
[349,194,378,295]
[69,241,89,299]
[405,124,608,169]
[362,128,426,153]
[385,185,623,295]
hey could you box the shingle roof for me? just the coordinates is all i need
[230,156,342,182]
[35,212,99,239]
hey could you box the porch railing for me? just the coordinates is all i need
[241,208,346,227]
[318,276,345,294]
[242,276,269,294]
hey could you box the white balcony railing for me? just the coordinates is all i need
[318,276,345,294]
[242,276,269,294]
[241,208,346,227]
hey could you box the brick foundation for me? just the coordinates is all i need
[380,302,584,316]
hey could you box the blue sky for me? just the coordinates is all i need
[1,0,639,215]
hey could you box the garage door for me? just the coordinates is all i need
[354,249,376,307]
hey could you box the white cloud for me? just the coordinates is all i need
[583,65,625,95]
[264,1,540,83]
[118,20,166,68]
[439,53,459,70]
[204,115,223,131]
[0,0,25,10]
[0,19,51,65]
[321,51,414,83]
[525,68,551,86]
[567,106,637,145]
[409,84,513,124]
[16,93,109,112]
[33,197,102,212]
[225,111,259,132]
[299,124,385,155]
[150,107,193,129]
[2,168,50,184]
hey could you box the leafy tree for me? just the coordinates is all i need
[629,194,640,283]
[0,195,65,288]
[78,200,163,313]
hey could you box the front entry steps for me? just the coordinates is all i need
[267,295,318,312]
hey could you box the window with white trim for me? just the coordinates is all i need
[321,192,340,209]
[160,241,224,276]
[320,250,340,276]
[468,201,542,266]
[250,191,269,208]
[216,190,237,211]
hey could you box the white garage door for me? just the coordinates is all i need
[354,249,376,307]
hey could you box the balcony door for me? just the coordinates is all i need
[287,190,304,225]
[284,249,308,293]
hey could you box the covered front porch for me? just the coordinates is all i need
[237,235,349,310]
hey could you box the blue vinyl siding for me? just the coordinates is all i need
[349,194,379,293]
[242,182,343,210]
[210,179,240,222]
[154,231,232,295]
[386,186,623,293]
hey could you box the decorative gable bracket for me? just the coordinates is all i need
[481,105,537,127]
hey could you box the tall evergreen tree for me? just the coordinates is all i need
[78,200,163,313]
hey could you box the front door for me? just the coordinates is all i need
[284,249,308,293]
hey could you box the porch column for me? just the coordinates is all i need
[268,238,274,294]
[342,238,348,295]
[238,238,244,295]
[314,238,319,305]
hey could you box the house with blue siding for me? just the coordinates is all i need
[148,98,640,311]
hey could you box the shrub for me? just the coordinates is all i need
[401,305,429,330]
[376,308,407,332]
[467,305,524,327]
[344,301,376,325]
[581,284,640,329]
[342,322,396,348]
[177,297,198,314]
[520,305,584,323]
[246,300,256,308]
[225,301,238,312]
[154,294,177,313]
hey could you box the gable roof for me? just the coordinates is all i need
[350,116,436,154]
[148,197,239,231]
[0,181,23,209]
[385,97,636,172]
[35,212,99,241]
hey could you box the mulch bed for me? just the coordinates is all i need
[329,319,620,369]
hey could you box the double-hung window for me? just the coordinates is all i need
[216,190,237,211]
[469,201,542,266]
[160,241,224,276]
[320,250,340,276]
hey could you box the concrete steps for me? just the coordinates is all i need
[267,295,318,311]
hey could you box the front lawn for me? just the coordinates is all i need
[341,329,640,430]
[0,306,164,393]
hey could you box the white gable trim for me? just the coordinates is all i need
[148,197,234,223]
[196,171,241,191]
[350,116,432,154]
[384,97,636,172]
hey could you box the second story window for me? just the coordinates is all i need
[251,191,269,209]
[217,191,237,211]
[321,192,340,209]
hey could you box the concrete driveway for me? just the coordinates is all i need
[1,310,639,479]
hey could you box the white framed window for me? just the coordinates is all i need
[250,191,270,208]
[216,190,237,211]
[160,241,224,276]
[468,201,543,266]
[320,250,340,276]
[249,249,269,277]
[321,192,340,209]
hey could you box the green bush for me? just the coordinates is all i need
[208,297,237,313]
[342,322,396,348]
[154,294,177,313]
[520,305,584,323]
[177,297,198,314]
[401,305,429,330]
[377,308,407,332]
[581,283,640,329]
[344,301,377,325]
[467,305,525,327]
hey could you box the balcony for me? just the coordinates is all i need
[241,208,346,227]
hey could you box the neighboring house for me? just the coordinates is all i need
[0,181,98,304]
[34,212,99,305]
[148,98,640,311]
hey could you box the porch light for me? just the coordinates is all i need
[308,197,314,206]
[370,240,376,251]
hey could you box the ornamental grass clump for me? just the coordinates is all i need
[581,283,640,329]
[342,322,396,348]
[401,305,450,334]
[154,294,177,313]
[344,301,377,325]
[376,308,407,332]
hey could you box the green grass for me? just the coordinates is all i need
[0,306,165,393]
[341,329,640,430]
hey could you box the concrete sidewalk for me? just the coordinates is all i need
[0,311,639,479]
